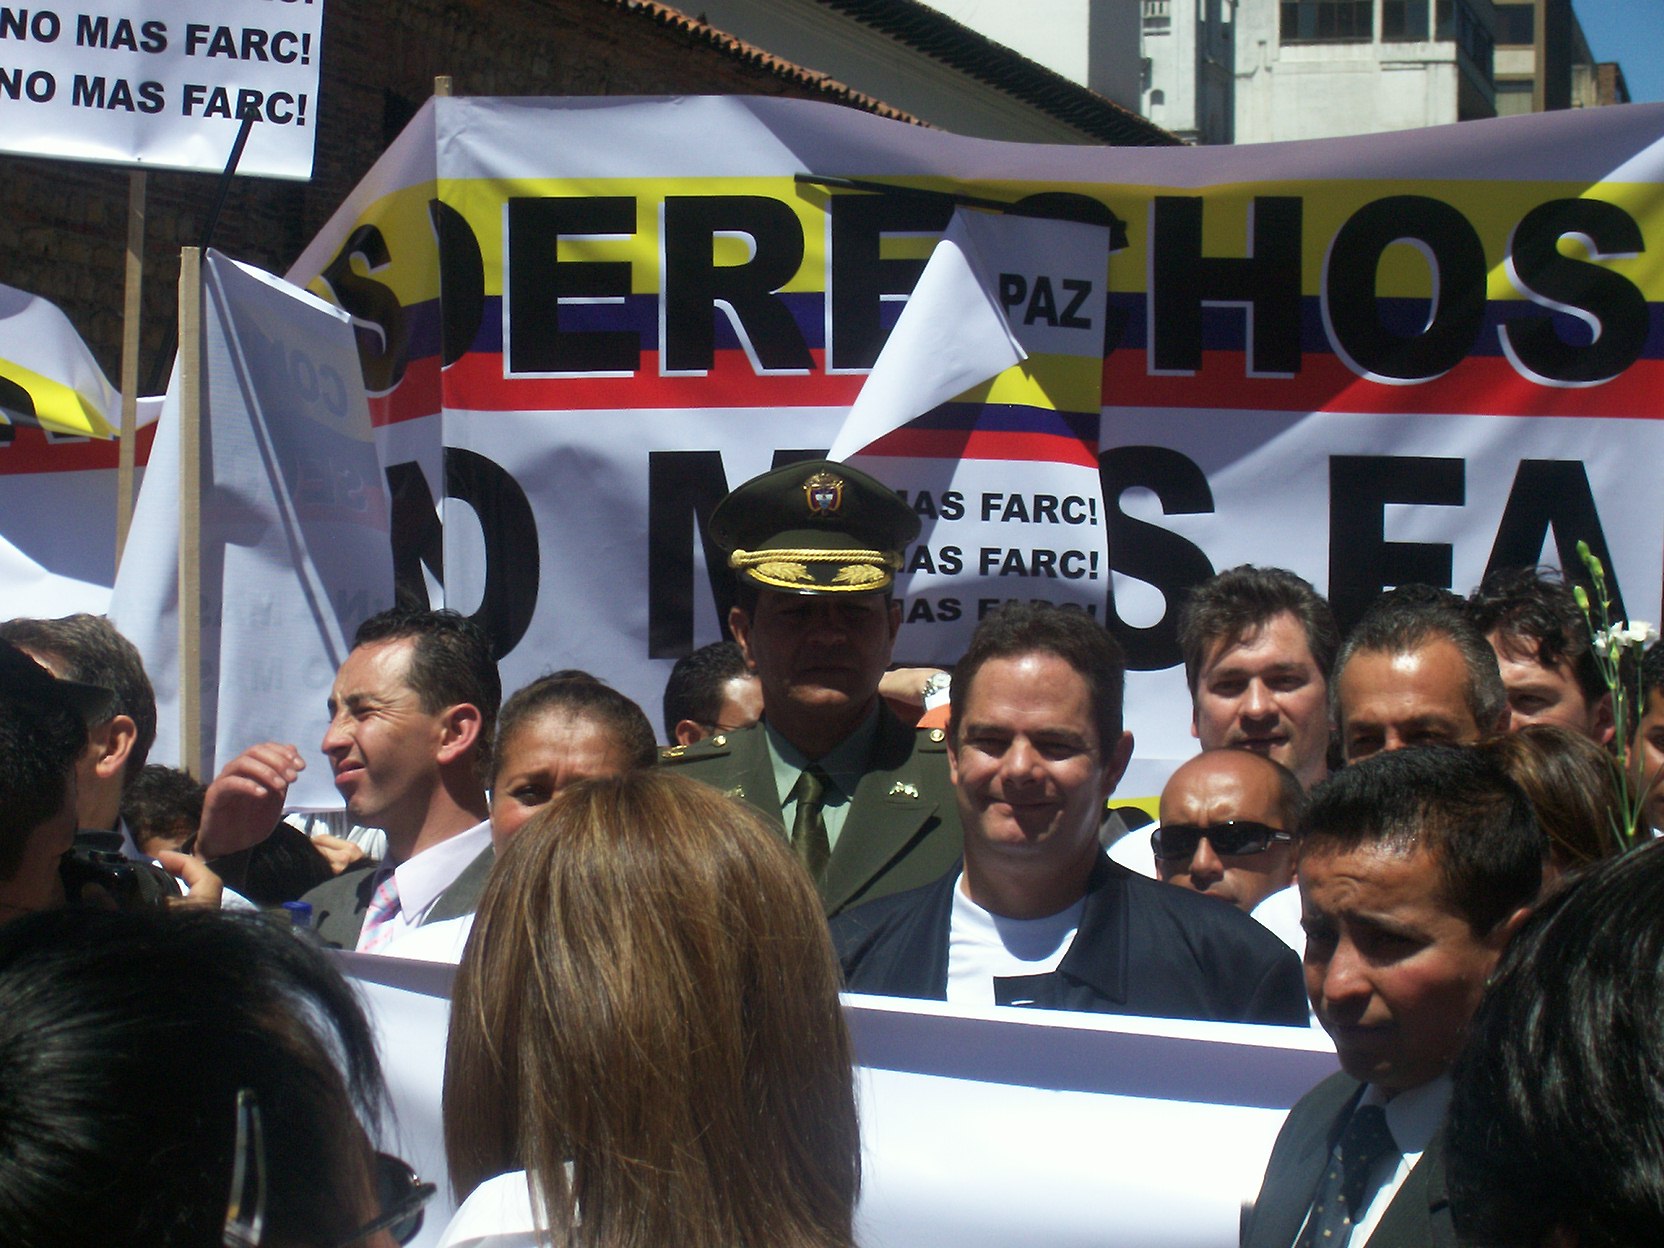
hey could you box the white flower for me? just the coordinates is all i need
[1594,621,1657,658]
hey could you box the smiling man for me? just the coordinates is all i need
[833,603,1306,1024]
[196,607,501,949]
[1242,745,1541,1248]
[661,458,962,916]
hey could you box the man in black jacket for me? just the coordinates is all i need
[833,602,1307,1025]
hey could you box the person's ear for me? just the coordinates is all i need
[674,719,708,746]
[90,715,138,783]
[728,606,756,668]
[436,703,483,765]
[1098,731,1134,802]
[1592,690,1616,747]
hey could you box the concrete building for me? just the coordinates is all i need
[1231,0,1499,142]
[1141,0,1238,144]
[1492,1,1621,115]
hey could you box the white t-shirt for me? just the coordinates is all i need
[946,874,1085,1005]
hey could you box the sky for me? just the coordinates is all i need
[1574,0,1664,103]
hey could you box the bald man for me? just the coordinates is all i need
[1154,750,1302,915]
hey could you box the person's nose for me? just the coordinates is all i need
[1189,834,1225,888]
[321,713,350,759]
[1316,938,1370,1018]
[1241,679,1276,721]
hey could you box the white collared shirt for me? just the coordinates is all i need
[1315,1074,1452,1248]
[356,819,491,952]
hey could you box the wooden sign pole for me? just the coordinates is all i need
[177,247,204,780]
[115,170,145,562]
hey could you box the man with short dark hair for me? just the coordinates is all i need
[1242,745,1541,1248]
[661,459,961,917]
[1466,566,1613,743]
[1331,589,1507,764]
[660,639,762,746]
[1180,565,1339,790]
[197,606,501,948]
[0,613,157,840]
[0,641,95,920]
[833,603,1307,1024]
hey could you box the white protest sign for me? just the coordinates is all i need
[0,0,325,178]
[111,251,391,799]
[341,953,1338,1248]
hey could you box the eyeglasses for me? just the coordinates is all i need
[329,1152,437,1248]
[1150,821,1292,861]
[223,1087,434,1248]
[327,1151,435,1248]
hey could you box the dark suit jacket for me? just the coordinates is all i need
[660,706,963,916]
[299,841,496,950]
[831,856,1309,1026]
[1242,1071,1457,1248]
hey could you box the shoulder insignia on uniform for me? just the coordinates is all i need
[887,781,919,800]
[725,785,746,800]
[661,744,687,759]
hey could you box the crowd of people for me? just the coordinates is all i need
[0,453,1660,1246]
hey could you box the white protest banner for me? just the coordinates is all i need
[264,97,1664,791]
[341,953,1338,1248]
[0,0,325,178]
[110,251,391,801]
[0,284,152,615]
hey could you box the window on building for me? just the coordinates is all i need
[1281,1,1373,43]
[1143,0,1172,36]
[1383,0,1430,40]
[1491,3,1536,45]
[1436,0,1495,76]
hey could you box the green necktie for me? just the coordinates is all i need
[790,766,831,881]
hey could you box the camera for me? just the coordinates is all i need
[59,846,177,912]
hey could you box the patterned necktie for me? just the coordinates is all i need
[1295,1104,1397,1248]
[356,869,402,953]
[790,766,832,881]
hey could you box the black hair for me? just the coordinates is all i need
[119,765,206,849]
[0,695,85,879]
[496,671,659,778]
[1177,565,1339,698]
[662,641,753,739]
[1466,565,1605,703]
[1641,640,1664,700]
[0,614,157,785]
[1300,744,1543,934]
[949,603,1126,752]
[1448,840,1664,1247]
[353,606,502,779]
[209,822,337,906]
[1331,587,1507,735]
[0,907,388,1247]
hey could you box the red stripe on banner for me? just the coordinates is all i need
[0,422,158,475]
[862,425,1099,468]
[440,351,866,411]
[1103,352,1664,420]
[369,355,443,428]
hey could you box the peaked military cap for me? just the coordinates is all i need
[709,458,920,595]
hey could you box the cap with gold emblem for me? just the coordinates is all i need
[709,458,920,595]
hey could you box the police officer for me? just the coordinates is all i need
[662,459,962,916]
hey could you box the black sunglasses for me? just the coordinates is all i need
[1150,821,1292,861]
[330,1153,437,1248]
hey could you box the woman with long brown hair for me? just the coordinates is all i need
[437,769,860,1248]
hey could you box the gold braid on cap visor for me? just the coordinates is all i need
[728,547,903,592]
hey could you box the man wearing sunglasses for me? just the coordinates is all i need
[1154,750,1301,914]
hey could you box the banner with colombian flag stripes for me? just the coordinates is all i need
[277,94,1664,785]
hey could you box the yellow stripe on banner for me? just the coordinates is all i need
[954,352,1103,414]
[1082,177,1664,301]
[301,181,444,309]
[0,358,115,438]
